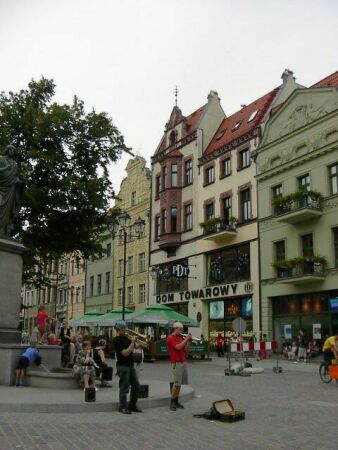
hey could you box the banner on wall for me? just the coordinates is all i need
[313,323,321,339]
[284,324,292,339]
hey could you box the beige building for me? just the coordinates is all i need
[67,253,86,319]
[113,156,151,312]
[256,71,338,344]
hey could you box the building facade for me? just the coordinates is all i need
[256,71,338,345]
[113,156,151,312]
[67,253,86,319]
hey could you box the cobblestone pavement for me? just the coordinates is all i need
[0,356,337,450]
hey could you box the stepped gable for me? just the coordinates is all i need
[204,88,279,157]
[311,70,338,88]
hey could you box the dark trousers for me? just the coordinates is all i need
[323,350,334,364]
[116,365,140,409]
[217,347,224,357]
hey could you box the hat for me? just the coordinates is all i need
[99,339,106,347]
[115,320,127,330]
[173,322,183,329]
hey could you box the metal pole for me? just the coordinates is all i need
[122,228,127,321]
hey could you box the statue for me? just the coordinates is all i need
[0,144,23,236]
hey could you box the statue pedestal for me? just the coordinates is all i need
[0,236,26,343]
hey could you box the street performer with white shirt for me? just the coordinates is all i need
[166,321,192,411]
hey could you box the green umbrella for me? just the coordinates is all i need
[69,310,106,327]
[97,308,134,327]
[125,304,198,327]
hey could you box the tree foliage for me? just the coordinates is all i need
[0,77,127,285]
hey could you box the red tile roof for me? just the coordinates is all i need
[204,88,279,156]
[312,71,338,88]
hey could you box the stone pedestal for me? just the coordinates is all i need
[0,236,26,343]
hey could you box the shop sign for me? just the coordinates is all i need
[313,323,321,339]
[171,263,189,278]
[284,324,292,339]
[155,340,208,356]
[156,283,238,304]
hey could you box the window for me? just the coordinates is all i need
[329,163,338,195]
[155,215,160,240]
[207,243,250,285]
[118,288,123,306]
[334,227,338,267]
[76,287,80,303]
[106,243,111,257]
[232,120,242,131]
[238,149,251,170]
[139,284,145,303]
[163,166,167,189]
[105,272,110,294]
[184,159,193,185]
[97,274,102,295]
[81,286,85,301]
[274,241,285,261]
[272,184,283,199]
[131,191,136,206]
[118,259,124,277]
[205,166,215,185]
[220,157,231,178]
[301,234,313,258]
[90,276,94,297]
[222,196,232,225]
[247,110,259,122]
[139,253,145,272]
[170,207,177,232]
[155,175,161,199]
[171,164,178,187]
[161,209,167,234]
[298,174,310,191]
[240,189,251,222]
[215,130,226,140]
[205,202,214,221]
[127,256,134,275]
[157,261,189,295]
[127,286,134,304]
[184,204,192,231]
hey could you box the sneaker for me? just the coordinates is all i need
[176,401,184,409]
[170,400,176,411]
[119,408,132,415]
[128,405,142,413]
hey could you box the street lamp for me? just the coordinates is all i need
[108,213,146,320]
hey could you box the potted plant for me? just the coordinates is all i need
[199,217,221,233]
[272,259,293,278]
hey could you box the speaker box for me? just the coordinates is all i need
[85,387,96,402]
[138,384,149,398]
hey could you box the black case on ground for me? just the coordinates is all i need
[85,387,96,402]
[101,366,113,381]
[138,384,149,398]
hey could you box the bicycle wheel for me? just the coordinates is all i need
[319,362,332,383]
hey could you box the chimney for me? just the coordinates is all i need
[207,90,220,102]
[281,69,295,85]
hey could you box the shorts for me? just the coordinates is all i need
[298,347,306,359]
[17,356,30,370]
[172,362,188,386]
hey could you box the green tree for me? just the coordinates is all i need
[0,77,128,286]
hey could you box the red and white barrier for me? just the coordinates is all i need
[230,341,278,352]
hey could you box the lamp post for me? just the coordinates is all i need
[109,212,145,320]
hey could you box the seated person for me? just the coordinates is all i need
[15,342,42,387]
[322,332,338,364]
[59,319,75,367]
[48,333,61,346]
[288,342,298,360]
[306,340,317,359]
[73,340,96,390]
[93,339,112,387]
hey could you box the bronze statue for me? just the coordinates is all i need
[0,145,23,236]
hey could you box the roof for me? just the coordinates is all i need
[204,88,279,156]
[311,71,338,88]
[155,103,207,155]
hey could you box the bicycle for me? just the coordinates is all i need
[319,360,338,383]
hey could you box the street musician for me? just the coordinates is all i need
[166,322,192,411]
[112,320,143,415]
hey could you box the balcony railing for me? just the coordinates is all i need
[274,258,326,284]
[274,191,323,224]
[200,218,237,243]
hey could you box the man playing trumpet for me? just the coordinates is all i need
[113,320,143,414]
[166,322,192,411]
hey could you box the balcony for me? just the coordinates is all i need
[158,232,181,253]
[200,218,237,243]
[274,191,323,224]
[274,257,327,285]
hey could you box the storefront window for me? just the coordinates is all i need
[209,297,253,338]
[156,260,188,295]
[207,243,250,285]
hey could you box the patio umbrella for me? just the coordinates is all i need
[125,304,198,327]
[69,310,106,327]
[97,308,134,327]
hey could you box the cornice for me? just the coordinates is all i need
[151,131,197,164]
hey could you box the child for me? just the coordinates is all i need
[15,342,42,386]
[36,305,55,344]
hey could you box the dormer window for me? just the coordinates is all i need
[232,120,242,131]
[215,130,226,141]
[247,110,259,122]
[169,130,176,146]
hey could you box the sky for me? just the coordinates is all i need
[0,0,337,194]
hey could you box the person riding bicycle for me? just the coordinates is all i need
[322,332,338,364]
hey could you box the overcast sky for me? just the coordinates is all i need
[0,0,337,193]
